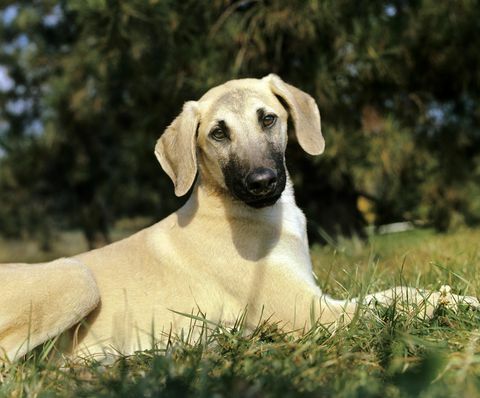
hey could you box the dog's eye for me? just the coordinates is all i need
[210,128,227,141]
[262,114,277,128]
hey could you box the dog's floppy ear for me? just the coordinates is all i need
[155,101,199,196]
[264,74,324,155]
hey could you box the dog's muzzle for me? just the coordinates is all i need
[242,167,280,208]
[222,152,286,209]
[245,167,277,197]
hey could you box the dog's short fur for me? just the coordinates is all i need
[1,75,478,361]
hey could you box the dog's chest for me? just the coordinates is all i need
[75,203,317,356]
[150,200,314,285]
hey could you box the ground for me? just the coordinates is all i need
[1,226,480,397]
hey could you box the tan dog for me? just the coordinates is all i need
[1,75,478,362]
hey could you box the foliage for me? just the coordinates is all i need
[1,1,480,246]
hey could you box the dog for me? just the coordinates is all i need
[1,75,478,362]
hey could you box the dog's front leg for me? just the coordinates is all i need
[279,292,359,332]
[310,286,479,332]
[0,258,100,362]
[361,286,479,318]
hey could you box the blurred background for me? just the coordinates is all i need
[1,0,480,261]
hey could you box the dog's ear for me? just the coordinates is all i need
[155,101,199,196]
[264,74,324,155]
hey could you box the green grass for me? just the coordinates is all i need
[0,217,151,263]
[2,227,480,397]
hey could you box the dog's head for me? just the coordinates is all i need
[155,74,324,208]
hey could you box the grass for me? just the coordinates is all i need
[0,217,151,263]
[1,227,480,397]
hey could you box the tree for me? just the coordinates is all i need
[1,0,479,249]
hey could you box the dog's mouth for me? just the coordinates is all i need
[222,150,287,209]
[244,194,282,208]
[229,177,286,209]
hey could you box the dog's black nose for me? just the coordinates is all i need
[246,168,278,196]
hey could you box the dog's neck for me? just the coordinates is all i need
[175,175,309,262]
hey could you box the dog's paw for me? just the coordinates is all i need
[436,285,479,312]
